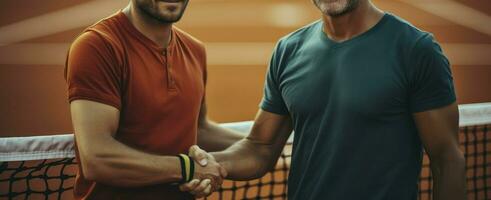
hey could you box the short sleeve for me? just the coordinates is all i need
[408,34,456,113]
[65,31,122,109]
[260,41,289,115]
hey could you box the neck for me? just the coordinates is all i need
[322,1,384,42]
[123,4,172,48]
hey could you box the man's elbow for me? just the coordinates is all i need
[79,152,109,182]
[429,147,465,169]
[254,164,275,179]
[251,152,279,179]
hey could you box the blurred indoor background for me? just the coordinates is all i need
[0,0,490,137]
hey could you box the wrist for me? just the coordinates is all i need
[213,153,231,173]
[165,156,184,183]
[177,154,195,183]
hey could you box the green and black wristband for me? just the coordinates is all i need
[177,154,195,183]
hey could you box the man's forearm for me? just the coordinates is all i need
[80,138,183,187]
[196,110,292,181]
[211,139,275,180]
[198,121,244,152]
[431,152,467,200]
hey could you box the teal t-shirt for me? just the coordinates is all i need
[260,13,456,200]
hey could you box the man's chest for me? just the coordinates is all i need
[122,49,205,116]
[279,51,409,118]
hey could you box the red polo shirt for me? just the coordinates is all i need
[65,11,206,199]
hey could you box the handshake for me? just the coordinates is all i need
[178,145,227,198]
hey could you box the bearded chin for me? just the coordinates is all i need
[153,12,185,23]
[315,0,360,17]
[137,0,189,23]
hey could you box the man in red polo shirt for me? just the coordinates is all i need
[65,0,242,199]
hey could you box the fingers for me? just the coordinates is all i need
[195,184,212,198]
[190,179,211,197]
[208,175,222,195]
[201,184,212,198]
[185,150,225,198]
[179,179,199,192]
[189,145,208,166]
[181,175,224,197]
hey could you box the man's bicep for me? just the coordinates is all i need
[413,102,459,158]
[70,100,120,175]
[247,109,293,147]
[70,100,120,148]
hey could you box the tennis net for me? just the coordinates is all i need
[1,103,490,200]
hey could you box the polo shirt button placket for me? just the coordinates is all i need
[163,49,176,90]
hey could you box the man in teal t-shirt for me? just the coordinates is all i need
[180,0,466,199]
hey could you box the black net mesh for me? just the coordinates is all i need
[0,124,489,200]
[0,158,77,200]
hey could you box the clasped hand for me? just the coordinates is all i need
[179,145,226,198]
